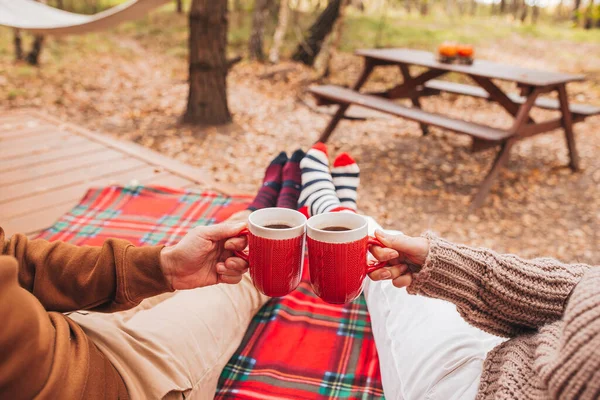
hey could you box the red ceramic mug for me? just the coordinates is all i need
[306,212,389,304]
[234,208,307,297]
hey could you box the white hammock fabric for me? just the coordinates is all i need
[0,0,170,35]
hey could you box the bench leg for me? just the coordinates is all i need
[319,104,350,143]
[317,61,374,144]
[470,140,513,211]
[399,64,429,136]
[411,97,429,135]
[557,84,580,172]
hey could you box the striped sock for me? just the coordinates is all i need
[276,149,305,209]
[298,142,341,217]
[331,153,360,211]
[247,152,287,211]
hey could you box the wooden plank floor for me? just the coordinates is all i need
[0,109,235,238]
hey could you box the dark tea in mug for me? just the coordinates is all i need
[322,226,351,231]
[264,224,293,229]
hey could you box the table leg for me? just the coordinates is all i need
[399,64,429,135]
[470,139,514,211]
[557,84,580,171]
[470,89,541,209]
[317,61,375,143]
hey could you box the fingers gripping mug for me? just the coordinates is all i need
[306,212,389,304]
[235,208,307,297]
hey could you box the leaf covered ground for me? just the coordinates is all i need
[1,9,598,264]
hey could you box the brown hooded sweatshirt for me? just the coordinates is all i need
[0,227,172,400]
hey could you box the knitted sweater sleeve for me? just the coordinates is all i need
[407,232,590,337]
[545,268,600,399]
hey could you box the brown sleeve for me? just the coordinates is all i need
[1,227,173,313]
[0,255,56,399]
[407,232,590,337]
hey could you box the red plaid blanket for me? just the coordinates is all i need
[36,186,385,399]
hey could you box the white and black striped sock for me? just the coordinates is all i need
[298,143,341,217]
[331,153,360,211]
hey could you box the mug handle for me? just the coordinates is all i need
[233,228,250,262]
[366,237,389,274]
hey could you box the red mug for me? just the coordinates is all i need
[235,208,307,297]
[306,212,388,304]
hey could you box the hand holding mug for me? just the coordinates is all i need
[368,230,430,288]
[160,222,249,290]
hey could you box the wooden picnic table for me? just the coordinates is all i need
[309,48,599,209]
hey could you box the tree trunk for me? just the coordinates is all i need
[445,0,453,15]
[269,0,290,63]
[554,0,563,19]
[176,0,183,13]
[469,0,477,15]
[26,36,45,66]
[531,0,539,23]
[248,0,270,61]
[404,0,411,13]
[512,0,520,16]
[291,0,342,66]
[56,0,63,7]
[351,0,365,11]
[374,1,388,47]
[583,2,593,28]
[420,0,429,15]
[26,0,46,65]
[572,0,582,21]
[583,0,598,28]
[183,0,231,125]
[500,0,506,13]
[520,1,529,22]
[14,29,23,60]
[315,0,346,77]
[457,0,466,15]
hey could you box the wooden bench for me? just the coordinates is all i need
[424,80,600,120]
[310,85,513,143]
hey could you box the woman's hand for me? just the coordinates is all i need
[159,222,249,290]
[369,230,430,288]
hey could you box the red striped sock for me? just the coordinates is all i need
[276,149,305,209]
[248,152,287,211]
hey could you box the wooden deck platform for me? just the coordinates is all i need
[0,110,233,238]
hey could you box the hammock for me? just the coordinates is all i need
[0,0,170,35]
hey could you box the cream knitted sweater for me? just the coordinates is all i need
[408,233,598,400]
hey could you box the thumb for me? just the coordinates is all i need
[375,229,411,253]
[200,222,247,241]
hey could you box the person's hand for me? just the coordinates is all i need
[159,222,249,290]
[369,230,430,288]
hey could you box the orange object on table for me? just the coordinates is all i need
[457,44,474,58]
[438,42,458,58]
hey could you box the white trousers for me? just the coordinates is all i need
[364,217,505,400]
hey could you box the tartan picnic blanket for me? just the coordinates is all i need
[36,185,385,399]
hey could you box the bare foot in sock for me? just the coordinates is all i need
[331,153,360,211]
[298,143,341,217]
[247,152,287,211]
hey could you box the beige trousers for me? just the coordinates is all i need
[68,274,269,400]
